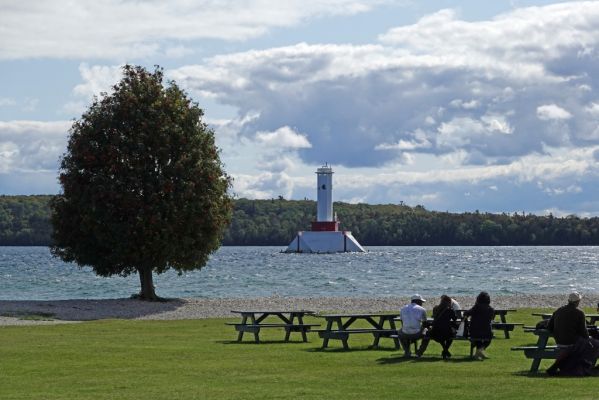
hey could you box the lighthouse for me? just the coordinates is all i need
[285,164,365,253]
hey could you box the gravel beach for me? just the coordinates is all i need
[1,293,598,326]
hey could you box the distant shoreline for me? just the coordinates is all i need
[0,294,598,326]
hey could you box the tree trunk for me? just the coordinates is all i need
[137,266,158,301]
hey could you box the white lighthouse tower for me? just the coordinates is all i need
[285,164,365,253]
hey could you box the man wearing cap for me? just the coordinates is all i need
[546,292,599,376]
[398,294,427,357]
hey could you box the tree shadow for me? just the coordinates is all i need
[0,298,188,321]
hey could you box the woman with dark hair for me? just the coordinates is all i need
[416,295,458,359]
[464,291,494,360]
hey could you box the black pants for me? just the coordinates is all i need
[472,339,492,350]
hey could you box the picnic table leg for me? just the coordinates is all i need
[388,319,400,349]
[322,319,333,349]
[284,314,294,342]
[251,314,260,343]
[337,318,355,350]
[237,315,247,342]
[500,313,510,339]
[530,335,549,373]
[371,316,385,348]
[297,314,308,342]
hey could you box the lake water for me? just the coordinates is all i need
[1,246,598,300]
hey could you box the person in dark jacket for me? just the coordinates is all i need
[464,291,494,360]
[416,295,457,359]
[546,292,599,376]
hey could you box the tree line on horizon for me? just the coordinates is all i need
[3,194,599,246]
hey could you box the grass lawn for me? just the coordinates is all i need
[1,307,599,400]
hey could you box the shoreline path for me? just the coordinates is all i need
[1,294,598,326]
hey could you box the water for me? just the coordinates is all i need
[0,246,598,300]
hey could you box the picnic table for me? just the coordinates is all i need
[512,323,599,373]
[315,313,400,350]
[456,308,521,339]
[533,312,599,325]
[227,310,318,343]
[512,328,571,373]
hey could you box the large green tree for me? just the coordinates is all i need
[51,65,232,300]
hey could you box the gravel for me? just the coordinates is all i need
[0,293,598,326]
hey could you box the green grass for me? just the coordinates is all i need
[1,308,599,400]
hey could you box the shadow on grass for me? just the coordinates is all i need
[511,369,599,378]
[0,298,188,321]
[216,339,312,345]
[304,346,401,353]
[376,355,480,365]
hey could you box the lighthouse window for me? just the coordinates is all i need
[321,184,326,190]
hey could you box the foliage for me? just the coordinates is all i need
[1,310,598,399]
[49,65,232,299]
[222,199,599,246]
[4,196,599,246]
[0,195,52,245]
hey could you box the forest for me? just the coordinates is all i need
[2,195,599,246]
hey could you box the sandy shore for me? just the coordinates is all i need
[0,294,598,326]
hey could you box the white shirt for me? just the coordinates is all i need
[451,298,461,312]
[400,303,427,334]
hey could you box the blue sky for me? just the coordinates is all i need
[2,0,599,216]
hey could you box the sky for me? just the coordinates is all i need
[2,0,599,216]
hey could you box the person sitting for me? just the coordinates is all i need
[546,292,599,376]
[464,291,494,360]
[450,297,462,318]
[416,295,458,359]
[398,294,427,357]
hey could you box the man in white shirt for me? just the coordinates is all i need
[399,294,427,357]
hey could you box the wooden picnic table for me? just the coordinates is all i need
[532,312,599,325]
[227,310,318,343]
[316,313,400,350]
[456,308,520,339]
[512,325,598,373]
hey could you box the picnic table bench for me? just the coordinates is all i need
[315,313,400,350]
[227,310,319,343]
[455,309,520,339]
[511,327,569,373]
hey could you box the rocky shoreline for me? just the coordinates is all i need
[0,293,598,326]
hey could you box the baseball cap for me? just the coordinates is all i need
[568,292,582,303]
[411,294,426,302]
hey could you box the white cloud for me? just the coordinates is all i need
[585,102,599,116]
[0,98,16,107]
[0,120,70,173]
[172,2,599,169]
[62,63,123,116]
[0,1,391,60]
[255,126,312,148]
[536,104,573,121]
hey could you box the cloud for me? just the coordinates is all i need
[536,104,573,120]
[0,98,16,107]
[255,126,312,148]
[0,1,391,60]
[171,2,599,169]
[0,120,70,173]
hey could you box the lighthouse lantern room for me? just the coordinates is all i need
[285,164,365,253]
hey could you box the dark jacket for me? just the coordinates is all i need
[430,305,457,341]
[548,303,588,345]
[465,303,494,339]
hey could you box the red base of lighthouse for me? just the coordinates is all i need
[311,221,339,232]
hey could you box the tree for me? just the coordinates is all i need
[50,65,233,300]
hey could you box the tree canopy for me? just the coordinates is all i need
[50,65,233,300]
